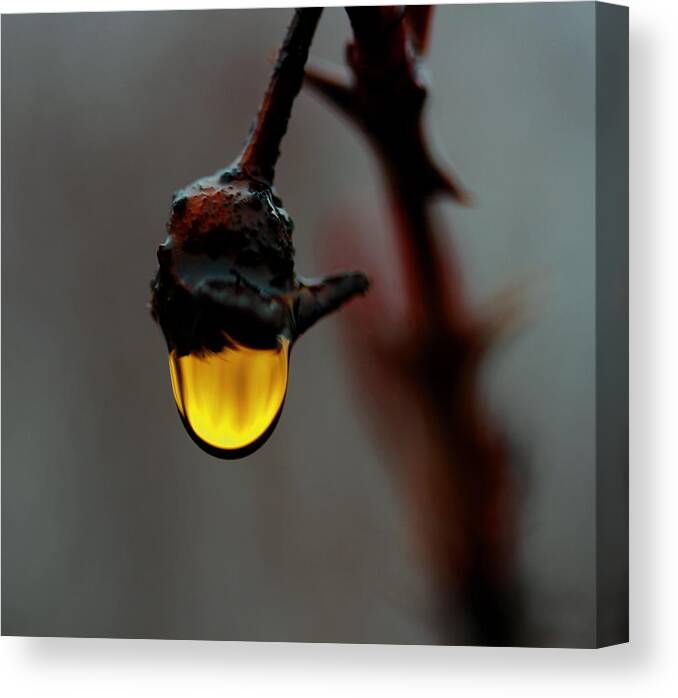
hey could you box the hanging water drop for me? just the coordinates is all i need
[168,338,290,459]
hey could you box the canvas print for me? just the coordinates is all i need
[1,3,628,647]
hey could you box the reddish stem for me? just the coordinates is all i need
[310,5,522,644]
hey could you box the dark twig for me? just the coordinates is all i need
[238,8,322,182]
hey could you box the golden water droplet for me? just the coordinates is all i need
[168,337,290,458]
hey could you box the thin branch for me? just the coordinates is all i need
[238,7,323,182]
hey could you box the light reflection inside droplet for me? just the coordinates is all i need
[169,337,289,458]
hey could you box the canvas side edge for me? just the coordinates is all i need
[594,0,629,649]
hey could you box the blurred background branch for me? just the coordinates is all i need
[308,5,523,645]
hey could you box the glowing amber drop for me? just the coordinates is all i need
[168,338,290,458]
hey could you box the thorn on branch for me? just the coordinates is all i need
[305,5,470,205]
[294,272,370,337]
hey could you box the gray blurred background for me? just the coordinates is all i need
[3,4,601,645]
